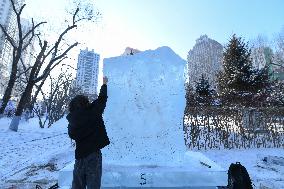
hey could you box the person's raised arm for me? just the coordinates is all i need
[99,76,108,100]
[91,76,108,114]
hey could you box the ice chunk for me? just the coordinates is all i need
[103,46,187,166]
[58,46,227,188]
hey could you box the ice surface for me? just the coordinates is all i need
[102,46,187,166]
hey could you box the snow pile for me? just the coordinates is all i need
[103,46,187,166]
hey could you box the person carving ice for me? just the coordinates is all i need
[67,76,110,189]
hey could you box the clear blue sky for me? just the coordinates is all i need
[25,0,284,59]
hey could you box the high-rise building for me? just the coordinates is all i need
[0,0,12,96]
[0,0,12,46]
[187,35,223,89]
[75,48,100,97]
[0,0,24,97]
[22,18,34,62]
[0,0,23,62]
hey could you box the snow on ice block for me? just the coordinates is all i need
[58,162,75,187]
[58,47,227,188]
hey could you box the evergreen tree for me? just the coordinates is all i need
[195,74,214,106]
[252,66,270,92]
[217,34,271,106]
[267,79,284,107]
[196,74,212,96]
[218,34,254,95]
[185,83,195,110]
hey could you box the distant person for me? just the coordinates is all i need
[67,76,110,189]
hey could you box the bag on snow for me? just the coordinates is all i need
[227,162,253,189]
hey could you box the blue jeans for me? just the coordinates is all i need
[72,150,102,189]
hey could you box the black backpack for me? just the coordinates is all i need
[228,162,253,189]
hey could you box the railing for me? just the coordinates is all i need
[184,107,284,150]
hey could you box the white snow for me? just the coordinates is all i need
[0,117,74,188]
[204,149,284,188]
[102,46,187,166]
[0,47,283,188]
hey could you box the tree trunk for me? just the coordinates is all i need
[0,26,23,117]
[9,82,34,131]
[9,116,21,131]
[0,56,20,117]
[29,79,46,111]
[0,76,17,116]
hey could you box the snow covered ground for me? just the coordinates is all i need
[204,149,284,189]
[0,117,283,189]
[0,117,74,189]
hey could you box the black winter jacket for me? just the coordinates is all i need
[67,84,110,159]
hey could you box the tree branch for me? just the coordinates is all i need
[18,4,26,16]
[36,33,43,49]
[34,41,77,84]
[31,41,48,81]
[73,8,80,25]
[10,0,25,16]
[17,58,32,82]
[271,62,284,68]
[0,24,16,48]
[52,25,77,58]
[35,56,68,83]
[51,42,78,63]
[23,20,46,41]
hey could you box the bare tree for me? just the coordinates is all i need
[0,0,46,117]
[250,35,273,70]
[33,101,47,128]
[9,4,100,131]
[272,29,284,69]
[33,68,74,128]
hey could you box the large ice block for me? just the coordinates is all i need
[102,46,187,166]
[58,47,227,188]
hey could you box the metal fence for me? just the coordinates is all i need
[184,107,284,150]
